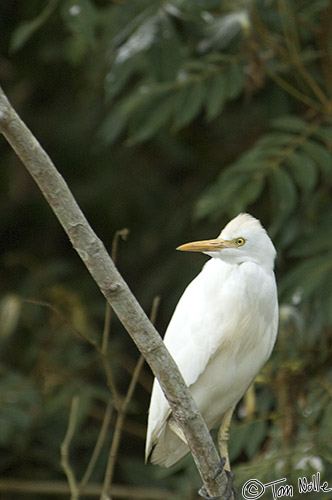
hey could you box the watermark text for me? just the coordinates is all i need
[242,472,332,499]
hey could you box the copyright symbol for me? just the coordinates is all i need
[242,479,265,499]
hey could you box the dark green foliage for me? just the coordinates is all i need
[196,117,332,221]
[1,0,332,498]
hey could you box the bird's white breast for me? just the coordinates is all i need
[186,258,278,426]
[146,256,278,462]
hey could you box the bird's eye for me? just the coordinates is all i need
[235,238,245,247]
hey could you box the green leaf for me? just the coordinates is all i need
[126,93,175,144]
[245,421,268,460]
[0,417,12,446]
[311,125,332,145]
[61,0,98,44]
[318,276,332,326]
[113,14,158,64]
[172,81,205,129]
[98,103,129,145]
[105,55,144,101]
[280,256,332,303]
[195,168,260,219]
[285,151,318,194]
[225,62,245,100]
[255,132,294,157]
[205,72,227,121]
[268,167,297,232]
[148,16,183,82]
[229,424,251,462]
[197,170,245,216]
[232,158,267,173]
[196,150,269,218]
[231,174,265,214]
[301,140,332,176]
[272,115,308,133]
[98,91,146,145]
[10,0,58,52]
[290,215,332,257]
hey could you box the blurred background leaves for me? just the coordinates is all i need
[1,0,332,498]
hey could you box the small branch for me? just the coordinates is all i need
[277,0,329,107]
[102,228,129,354]
[100,353,122,411]
[101,229,130,409]
[0,86,232,499]
[278,0,301,59]
[102,297,160,499]
[25,298,122,410]
[266,68,324,112]
[112,229,130,262]
[102,358,146,498]
[0,480,173,499]
[79,400,113,491]
[102,303,112,355]
[317,0,332,100]
[291,58,329,109]
[149,295,161,326]
[251,4,328,112]
[102,407,127,499]
[60,396,80,500]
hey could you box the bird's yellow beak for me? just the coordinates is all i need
[177,238,235,253]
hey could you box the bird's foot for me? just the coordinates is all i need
[198,459,238,500]
[224,470,238,500]
[198,485,222,500]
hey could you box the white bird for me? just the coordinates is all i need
[146,213,278,470]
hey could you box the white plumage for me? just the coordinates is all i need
[146,213,278,468]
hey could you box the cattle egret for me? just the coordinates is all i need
[146,213,278,471]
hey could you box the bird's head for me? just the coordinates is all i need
[177,213,276,270]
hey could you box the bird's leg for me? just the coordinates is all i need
[198,407,235,499]
[217,407,234,472]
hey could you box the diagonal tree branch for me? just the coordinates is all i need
[0,85,233,500]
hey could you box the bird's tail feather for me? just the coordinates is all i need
[150,424,190,467]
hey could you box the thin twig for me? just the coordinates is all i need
[251,3,328,111]
[25,299,93,344]
[79,400,114,491]
[100,229,130,416]
[102,297,160,499]
[278,0,329,107]
[316,0,332,101]
[278,0,301,59]
[102,228,129,354]
[102,304,112,354]
[102,359,145,498]
[100,354,122,412]
[24,298,122,410]
[149,296,161,326]
[121,354,153,392]
[0,479,173,499]
[60,396,80,500]
[265,69,324,112]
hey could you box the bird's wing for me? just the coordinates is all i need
[145,376,171,461]
[163,259,234,384]
[146,259,231,459]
